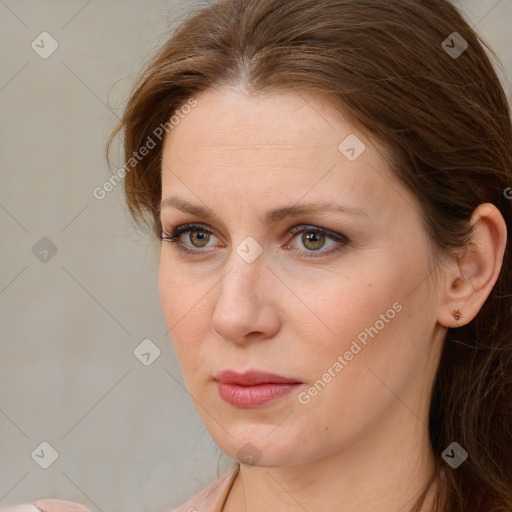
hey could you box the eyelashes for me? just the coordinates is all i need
[160,222,349,259]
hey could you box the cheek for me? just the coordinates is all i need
[158,251,212,324]
[297,267,436,418]
[290,253,430,383]
[158,260,211,372]
[288,268,402,352]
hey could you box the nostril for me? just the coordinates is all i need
[32,500,90,512]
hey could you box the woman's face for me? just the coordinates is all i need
[159,87,445,467]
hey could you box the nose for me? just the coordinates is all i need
[210,248,281,345]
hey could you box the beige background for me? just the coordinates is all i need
[1,1,511,511]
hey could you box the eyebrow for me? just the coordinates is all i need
[159,196,368,224]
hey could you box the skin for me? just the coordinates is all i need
[158,86,507,512]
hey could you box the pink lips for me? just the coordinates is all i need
[214,370,302,408]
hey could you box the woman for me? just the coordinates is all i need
[105,0,511,511]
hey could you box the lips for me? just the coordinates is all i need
[214,370,302,408]
[214,369,301,386]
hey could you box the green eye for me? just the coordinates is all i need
[161,223,349,258]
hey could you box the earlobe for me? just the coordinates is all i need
[437,203,507,328]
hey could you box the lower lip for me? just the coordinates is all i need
[215,381,301,408]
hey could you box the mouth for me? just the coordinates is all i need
[213,370,303,408]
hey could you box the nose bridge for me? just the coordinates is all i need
[211,241,280,343]
[219,230,266,292]
[218,242,264,311]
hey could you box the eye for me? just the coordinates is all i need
[284,225,348,258]
[160,223,349,258]
[160,223,220,254]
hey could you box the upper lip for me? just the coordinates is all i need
[214,370,301,385]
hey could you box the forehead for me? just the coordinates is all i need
[160,87,405,222]
[163,87,356,156]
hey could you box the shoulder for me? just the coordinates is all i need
[1,500,90,512]
[0,465,239,512]
[171,463,239,512]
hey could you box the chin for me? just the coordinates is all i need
[215,429,311,468]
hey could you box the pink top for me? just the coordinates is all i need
[32,501,89,512]
[2,465,240,512]
[172,463,240,512]
[1,500,91,512]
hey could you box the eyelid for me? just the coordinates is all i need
[287,224,349,243]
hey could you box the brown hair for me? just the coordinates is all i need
[107,0,512,510]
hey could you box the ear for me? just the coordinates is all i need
[437,203,507,328]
